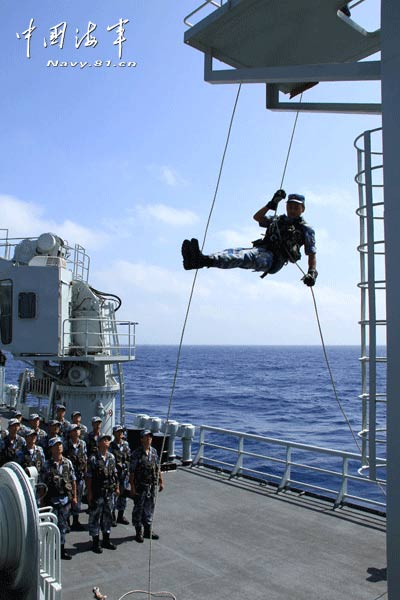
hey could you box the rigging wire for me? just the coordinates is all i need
[274,97,386,498]
[144,84,243,600]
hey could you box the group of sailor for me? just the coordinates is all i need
[0,404,163,560]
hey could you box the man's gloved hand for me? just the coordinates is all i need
[302,269,318,287]
[267,189,286,211]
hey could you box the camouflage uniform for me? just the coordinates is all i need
[63,437,87,516]
[110,438,131,513]
[130,446,159,531]
[86,432,100,458]
[42,457,76,545]
[16,443,45,474]
[209,216,316,273]
[87,451,118,537]
[58,419,71,439]
[0,434,26,467]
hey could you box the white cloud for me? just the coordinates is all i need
[304,188,358,214]
[147,165,188,188]
[137,203,199,227]
[0,194,109,250]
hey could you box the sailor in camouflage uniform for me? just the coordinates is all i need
[129,430,164,543]
[16,428,45,475]
[28,413,47,449]
[86,416,102,458]
[55,404,71,439]
[71,410,88,438]
[42,437,77,560]
[182,191,318,286]
[43,420,62,459]
[64,424,87,531]
[0,418,26,467]
[110,425,131,525]
[86,433,119,553]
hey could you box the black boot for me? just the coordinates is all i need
[181,238,213,270]
[117,510,129,525]
[71,515,85,531]
[102,533,117,550]
[61,544,72,560]
[111,510,117,527]
[144,526,159,540]
[92,535,103,554]
[135,527,144,543]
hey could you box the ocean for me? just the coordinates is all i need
[3,345,387,507]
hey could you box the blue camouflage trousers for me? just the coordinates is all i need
[51,500,71,545]
[132,486,155,529]
[114,474,129,512]
[88,495,114,536]
[209,247,276,272]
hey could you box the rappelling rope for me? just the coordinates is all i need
[142,84,243,600]
[275,99,386,498]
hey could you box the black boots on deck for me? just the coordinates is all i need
[182,238,213,270]
[61,544,72,560]
[144,527,159,540]
[117,510,129,525]
[71,515,85,531]
[135,527,144,543]
[92,533,117,553]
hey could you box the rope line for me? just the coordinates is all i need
[145,84,243,599]
[274,96,386,498]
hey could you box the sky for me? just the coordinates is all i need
[0,1,383,345]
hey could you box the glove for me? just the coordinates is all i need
[302,269,318,287]
[266,189,286,211]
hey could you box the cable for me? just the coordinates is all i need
[142,84,243,600]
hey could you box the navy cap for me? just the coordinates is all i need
[287,193,305,204]
[29,413,40,420]
[92,416,102,423]
[71,411,81,418]
[113,425,124,433]
[12,410,22,417]
[25,428,37,437]
[68,424,81,432]
[8,418,20,427]
[49,419,61,427]
[140,429,153,438]
[56,404,66,411]
[49,436,64,447]
[98,433,112,442]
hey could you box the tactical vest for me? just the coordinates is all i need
[64,440,87,478]
[110,441,130,476]
[45,458,74,501]
[254,215,306,263]
[19,446,44,471]
[92,453,117,497]
[1,435,25,465]
[87,433,99,458]
[133,449,158,487]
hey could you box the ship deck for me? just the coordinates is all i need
[61,465,387,600]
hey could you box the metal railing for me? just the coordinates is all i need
[62,317,137,360]
[354,127,386,481]
[193,425,386,510]
[184,0,224,28]
[39,508,62,599]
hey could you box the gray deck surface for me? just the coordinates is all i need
[61,466,387,600]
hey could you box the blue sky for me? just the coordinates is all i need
[1,1,382,344]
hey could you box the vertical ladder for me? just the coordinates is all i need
[354,127,386,480]
[103,301,126,427]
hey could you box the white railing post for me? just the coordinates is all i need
[230,436,244,477]
[278,446,292,492]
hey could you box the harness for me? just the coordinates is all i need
[92,453,118,497]
[254,215,305,264]
[46,458,74,501]
[65,440,87,478]
[20,446,44,471]
[110,440,130,477]
[133,449,158,487]
[1,435,25,464]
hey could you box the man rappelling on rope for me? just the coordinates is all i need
[181,189,317,286]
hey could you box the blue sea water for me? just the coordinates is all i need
[4,345,387,506]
